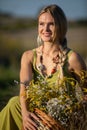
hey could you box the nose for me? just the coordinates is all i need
[44,24,50,32]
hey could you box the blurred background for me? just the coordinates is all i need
[0,0,87,110]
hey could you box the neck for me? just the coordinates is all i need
[42,42,60,55]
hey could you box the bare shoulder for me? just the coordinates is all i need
[21,50,34,64]
[69,51,86,71]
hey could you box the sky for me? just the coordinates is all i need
[0,0,87,20]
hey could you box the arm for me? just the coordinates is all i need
[20,50,33,116]
[69,51,87,97]
[20,50,38,130]
[69,52,86,74]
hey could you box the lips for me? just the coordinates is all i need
[43,32,52,37]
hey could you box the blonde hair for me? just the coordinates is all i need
[38,4,67,46]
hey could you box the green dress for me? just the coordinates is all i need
[0,49,85,130]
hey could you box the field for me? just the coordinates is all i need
[67,26,87,61]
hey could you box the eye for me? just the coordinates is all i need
[39,22,44,26]
[49,22,55,26]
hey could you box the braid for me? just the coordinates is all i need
[60,37,67,50]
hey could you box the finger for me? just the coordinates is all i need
[30,112,39,120]
[27,116,38,129]
[23,117,37,130]
[25,122,36,130]
[29,112,41,127]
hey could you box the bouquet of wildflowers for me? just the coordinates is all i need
[25,71,87,130]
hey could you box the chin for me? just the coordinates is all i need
[42,38,53,43]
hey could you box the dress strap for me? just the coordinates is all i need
[63,49,73,66]
[67,49,73,58]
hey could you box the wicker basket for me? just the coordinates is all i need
[21,108,65,130]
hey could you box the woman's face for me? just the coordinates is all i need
[38,12,56,43]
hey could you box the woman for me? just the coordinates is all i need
[0,4,87,130]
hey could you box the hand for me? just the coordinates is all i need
[22,110,39,130]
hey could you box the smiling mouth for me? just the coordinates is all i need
[43,33,52,37]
